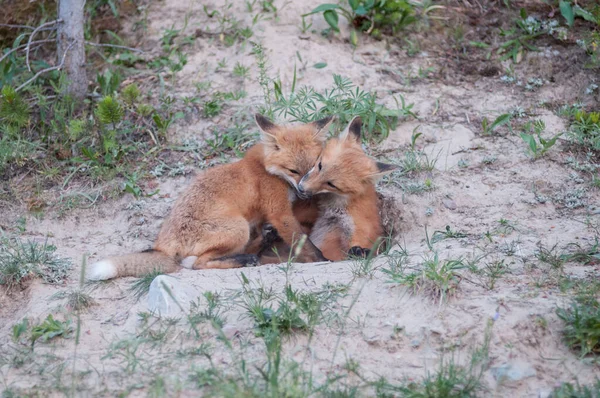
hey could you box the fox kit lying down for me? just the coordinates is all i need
[297,116,397,261]
[87,114,333,280]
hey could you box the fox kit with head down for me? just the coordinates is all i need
[297,116,397,261]
[87,114,333,280]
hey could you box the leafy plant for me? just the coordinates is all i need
[121,83,141,106]
[303,0,440,42]
[96,69,122,96]
[568,110,600,152]
[550,379,600,398]
[481,113,511,135]
[498,9,546,63]
[519,120,562,159]
[31,314,73,347]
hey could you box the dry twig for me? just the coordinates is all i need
[26,19,63,72]
[16,41,74,92]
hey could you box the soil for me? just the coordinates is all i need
[1,0,599,396]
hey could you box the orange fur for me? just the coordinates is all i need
[298,117,396,261]
[88,115,333,279]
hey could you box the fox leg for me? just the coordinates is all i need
[267,214,327,262]
[184,218,259,270]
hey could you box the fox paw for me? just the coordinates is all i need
[348,246,371,258]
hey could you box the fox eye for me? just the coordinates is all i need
[274,145,280,151]
[327,181,338,190]
[288,169,299,175]
[318,161,322,171]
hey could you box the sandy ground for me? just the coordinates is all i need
[1,0,599,396]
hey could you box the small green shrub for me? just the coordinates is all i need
[31,314,73,347]
[568,110,600,152]
[556,298,600,357]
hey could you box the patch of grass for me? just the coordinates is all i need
[129,270,164,301]
[535,243,566,271]
[270,74,416,142]
[189,291,226,328]
[468,258,511,290]
[550,379,600,398]
[385,252,465,305]
[378,320,492,396]
[431,225,468,243]
[556,298,600,357]
[0,236,71,290]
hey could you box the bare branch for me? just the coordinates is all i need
[0,23,36,30]
[16,41,74,93]
[85,42,144,53]
[0,39,55,65]
[26,19,63,72]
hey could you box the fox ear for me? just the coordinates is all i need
[310,115,335,142]
[339,116,362,144]
[368,161,398,182]
[255,113,278,144]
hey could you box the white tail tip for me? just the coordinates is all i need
[87,260,118,280]
[181,256,197,269]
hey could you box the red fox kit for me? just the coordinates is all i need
[296,116,397,261]
[87,114,333,280]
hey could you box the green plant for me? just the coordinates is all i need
[273,74,415,142]
[303,0,439,42]
[0,237,72,289]
[129,270,164,301]
[0,85,30,130]
[520,120,562,159]
[378,321,492,396]
[498,9,546,63]
[121,83,141,106]
[96,95,124,129]
[481,113,511,135]
[233,62,250,78]
[189,291,226,328]
[203,99,222,118]
[556,298,600,357]
[431,225,468,243]
[96,69,122,96]
[550,379,600,398]
[31,314,73,347]
[469,258,510,290]
[568,110,600,152]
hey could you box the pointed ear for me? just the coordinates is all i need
[368,162,398,182]
[310,115,335,142]
[255,113,278,144]
[339,116,362,144]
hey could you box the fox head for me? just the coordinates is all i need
[255,114,334,196]
[297,116,397,198]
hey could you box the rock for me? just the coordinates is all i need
[491,360,537,382]
[442,198,457,210]
[147,275,197,317]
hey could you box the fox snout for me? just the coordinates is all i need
[297,173,313,199]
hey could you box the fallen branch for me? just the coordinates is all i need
[0,39,55,65]
[26,19,63,72]
[16,41,74,92]
[0,23,36,30]
[85,41,144,53]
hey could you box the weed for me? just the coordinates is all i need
[31,315,73,347]
[550,380,600,398]
[535,243,566,271]
[568,110,600,152]
[232,62,250,79]
[385,252,465,305]
[66,291,95,312]
[562,239,600,265]
[379,320,492,396]
[556,298,600,357]
[203,99,222,118]
[520,120,561,159]
[272,74,416,142]
[129,270,164,301]
[469,258,510,290]
[481,113,511,135]
[431,225,468,243]
[0,236,71,289]
[189,291,226,328]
